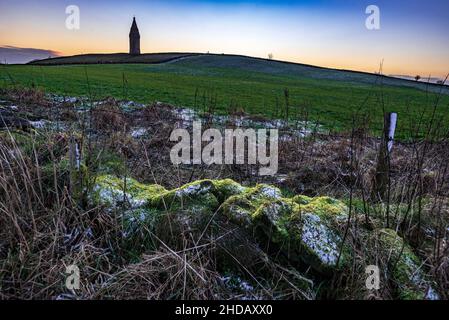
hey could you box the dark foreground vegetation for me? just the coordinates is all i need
[0,85,448,300]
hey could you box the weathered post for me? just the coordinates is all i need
[69,135,82,198]
[372,112,397,202]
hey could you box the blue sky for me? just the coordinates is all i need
[0,0,448,77]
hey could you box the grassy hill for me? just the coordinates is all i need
[27,52,199,65]
[2,53,449,137]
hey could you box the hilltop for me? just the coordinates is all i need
[28,52,199,65]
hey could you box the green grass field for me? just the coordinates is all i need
[2,54,448,138]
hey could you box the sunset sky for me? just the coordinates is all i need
[0,0,448,78]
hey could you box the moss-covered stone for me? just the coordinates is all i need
[220,184,350,274]
[122,207,161,253]
[292,196,349,225]
[91,176,350,275]
[212,179,248,202]
[220,183,282,227]
[377,228,439,300]
[92,174,166,209]
[221,194,256,227]
[252,198,299,244]
[252,196,350,274]
[151,180,219,215]
[289,213,349,274]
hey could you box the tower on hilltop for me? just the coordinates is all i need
[129,17,141,55]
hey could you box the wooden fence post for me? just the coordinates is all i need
[69,135,82,197]
[372,112,397,201]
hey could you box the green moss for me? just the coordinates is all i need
[212,179,247,202]
[292,195,313,205]
[249,184,283,201]
[252,195,351,273]
[96,151,126,175]
[252,198,300,244]
[151,180,218,210]
[220,183,285,228]
[92,174,166,209]
[299,196,348,219]
[221,194,256,227]
[377,228,439,300]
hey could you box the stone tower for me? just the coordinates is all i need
[129,17,141,55]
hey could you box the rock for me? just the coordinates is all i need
[220,183,281,227]
[251,184,283,201]
[219,182,350,273]
[252,198,299,244]
[92,175,166,210]
[152,180,219,212]
[252,196,350,274]
[94,177,422,281]
[212,179,248,202]
[90,176,441,296]
[376,228,439,300]
[289,213,349,274]
[221,194,257,228]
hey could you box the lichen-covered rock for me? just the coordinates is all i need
[289,213,349,274]
[220,185,351,274]
[252,199,299,244]
[293,196,348,221]
[252,196,350,274]
[220,183,282,227]
[92,175,166,209]
[221,194,256,227]
[377,228,439,300]
[212,179,248,202]
[151,180,220,220]
[88,175,441,298]
[92,176,351,274]
[249,184,283,201]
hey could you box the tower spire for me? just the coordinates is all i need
[129,17,141,55]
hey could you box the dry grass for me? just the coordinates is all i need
[0,87,448,300]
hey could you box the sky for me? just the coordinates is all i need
[0,0,448,78]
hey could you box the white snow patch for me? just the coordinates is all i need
[30,120,48,129]
[425,286,440,300]
[131,128,147,138]
[175,183,210,197]
[258,186,282,200]
[94,184,146,209]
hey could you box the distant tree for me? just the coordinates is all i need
[436,80,444,85]
[415,75,421,82]
[268,53,273,60]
